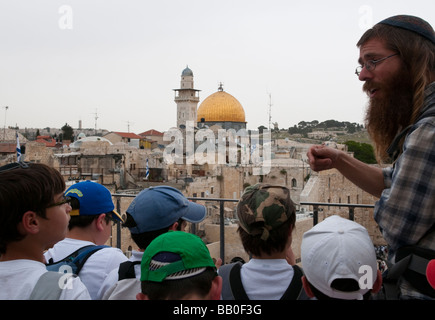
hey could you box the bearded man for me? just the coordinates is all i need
[307,15,435,299]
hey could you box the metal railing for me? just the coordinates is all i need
[300,201,375,225]
[111,193,375,264]
[112,194,238,264]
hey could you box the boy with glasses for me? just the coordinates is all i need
[0,162,90,299]
[44,180,128,299]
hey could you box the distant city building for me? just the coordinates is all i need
[138,129,165,147]
[174,66,247,131]
[174,66,201,129]
[103,131,142,148]
[197,82,247,131]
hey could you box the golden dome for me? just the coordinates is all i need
[197,88,246,123]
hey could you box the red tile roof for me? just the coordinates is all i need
[112,132,143,139]
[35,137,56,147]
[0,143,17,153]
[139,129,164,137]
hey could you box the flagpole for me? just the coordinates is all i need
[16,131,22,162]
[145,158,149,180]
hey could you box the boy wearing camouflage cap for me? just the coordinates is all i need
[219,184,305,300]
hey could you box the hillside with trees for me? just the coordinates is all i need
[286,120,364,135]
[258,119,377,164]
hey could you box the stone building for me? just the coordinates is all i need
[174,66,201,130]
[196,83,247,131]
[7,66,387,265]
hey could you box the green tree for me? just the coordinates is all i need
[344,140,376,164]
[61,123,74,142]
[258,125,268,133]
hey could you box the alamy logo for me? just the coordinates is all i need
[58,5,73,30]
[58,265,74,290]
[358,265,374,290]
[163,121,271,175]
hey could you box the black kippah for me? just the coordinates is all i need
[378,15,435,45]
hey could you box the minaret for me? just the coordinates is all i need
[174,66,200,129]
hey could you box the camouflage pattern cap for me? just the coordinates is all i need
[236,184,296,240]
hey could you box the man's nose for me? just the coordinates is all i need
[358,66,373,81]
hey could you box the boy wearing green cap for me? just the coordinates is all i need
[101,185,207,300]
[136,231,222,300]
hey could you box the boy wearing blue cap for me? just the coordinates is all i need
[44,180,128,299]
[101,186,207,299]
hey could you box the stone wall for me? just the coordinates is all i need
[301,167,387,246]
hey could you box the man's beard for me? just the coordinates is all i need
[364,70,413,162]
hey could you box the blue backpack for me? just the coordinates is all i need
[29,245,108,300]
[46,245,108,275]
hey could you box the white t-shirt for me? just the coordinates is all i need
[44,238,128,300]
[239,258,295,300]
[100,250,143,300]
[0,259,90,300]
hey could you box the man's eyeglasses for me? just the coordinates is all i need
[355,53,398,76]
[47,196,73,208]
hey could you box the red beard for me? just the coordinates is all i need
[363,69,413,161]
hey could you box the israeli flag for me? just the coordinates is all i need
[145,158,149,180]
[250,143,256,155]
[16,132,21,162]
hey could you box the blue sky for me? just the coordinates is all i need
[0,0,434,133]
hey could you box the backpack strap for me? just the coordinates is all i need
[228,262,249,300]
[47,245,95,264]
[279,265,305,300]
[218,262,239,300]
[46,245,108,275]
[29,271,75,300]
[73,245,108,275]
[220,262,305,300]
[118,261,141,281]
[382,245,435,299]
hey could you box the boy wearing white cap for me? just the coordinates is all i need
[301,215,382,300]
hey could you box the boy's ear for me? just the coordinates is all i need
[209,275,223,300]
[19,211,40,235]
[95,213,108,231]
[136,292,149,300]
[371,269,383,293]
[301,276,315,298]
[168,221,178,231]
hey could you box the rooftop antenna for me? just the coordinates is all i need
[125,120,134,132]
[92,108,98,134]
[3,106,9,141]
[267,93,272,130]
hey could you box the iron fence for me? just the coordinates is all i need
[112,193,375,264]
[300,201,375,225]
